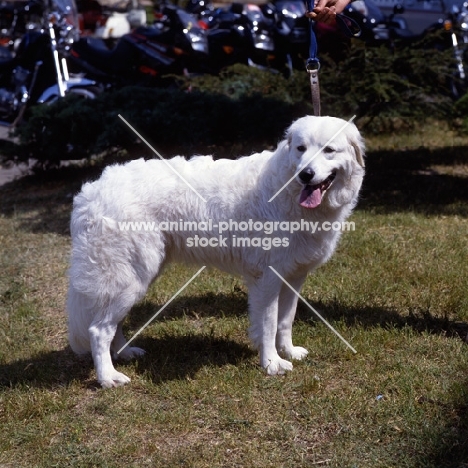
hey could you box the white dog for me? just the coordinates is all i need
[67,115,365,388]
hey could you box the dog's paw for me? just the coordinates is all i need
[264,357,293,375]
[282,346,309,361]
[116,346,146,361]
[99,370,131,389]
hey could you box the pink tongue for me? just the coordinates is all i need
[299,186,322,209]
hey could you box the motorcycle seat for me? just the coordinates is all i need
[72,37,136,74]
[132,26,175,45]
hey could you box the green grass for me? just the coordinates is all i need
[1,122,468,467]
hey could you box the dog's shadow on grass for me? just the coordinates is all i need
[119,291,256,384]
[131,334,255,384]
[0,293,255,390]
[116,295,468,385]
[0,294,466,390]
[0,336,254,391]
[297,300,468,340]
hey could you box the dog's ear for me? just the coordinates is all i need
[285,127,292,147]
[352,139,365,168]
[348,130,365,168]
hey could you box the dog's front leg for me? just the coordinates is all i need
[247,271,293,375]
[276,273,309,361]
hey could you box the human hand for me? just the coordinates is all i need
[306,0,351,25]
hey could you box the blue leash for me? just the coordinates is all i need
[305,0,321,115]
[305,0,320,71]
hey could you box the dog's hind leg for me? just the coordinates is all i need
[247,271,294,375]
[111,321,146,361]
[276,273,309,361]
[88,288,146,388]
[89,317,131,388]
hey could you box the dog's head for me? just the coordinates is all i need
[285,115,365,210]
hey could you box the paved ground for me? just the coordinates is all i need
[0,124,29,187]
[0,162,30,186]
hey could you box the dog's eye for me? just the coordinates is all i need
[323,146,335,154]
[297,145,306,152]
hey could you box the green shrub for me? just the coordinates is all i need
[3,83,310,166]
[318,37,455,131]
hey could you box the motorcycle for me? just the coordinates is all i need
[69,3,209,84]
[204,3,276,73]
[0,0,98,127]
[344,0,389,45]
[0,0,44,52]
[457,1,468,44]
[445,3,468,97]
[185,0,214,23]
[261,1,309,74]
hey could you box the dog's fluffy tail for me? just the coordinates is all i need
[67,285,93,355]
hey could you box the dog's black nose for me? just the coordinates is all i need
[298,168,315,184]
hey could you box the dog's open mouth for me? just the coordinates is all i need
[299,172,336,209]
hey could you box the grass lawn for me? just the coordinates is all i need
[0,120,468,467]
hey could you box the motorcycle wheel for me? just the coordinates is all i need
[66,86,102,100]
[40,86,102,105]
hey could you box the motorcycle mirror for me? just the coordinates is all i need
[393,4,405,14]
